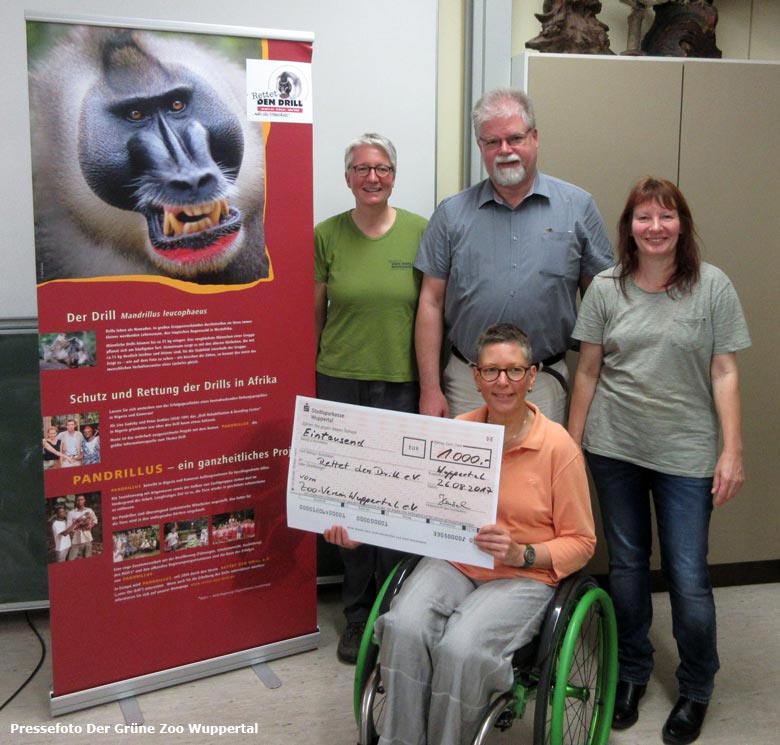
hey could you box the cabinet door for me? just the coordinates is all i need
[679,61,780,561]
[519,53,683,245]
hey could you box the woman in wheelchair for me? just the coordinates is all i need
[325,323,597,745]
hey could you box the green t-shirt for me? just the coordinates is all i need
[315,208,427,381]
[572,263,751,477]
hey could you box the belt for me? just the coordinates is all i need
[535,352,564,368]
[451,346,567,392]
[450,345,472,366]
[538,355,568,393]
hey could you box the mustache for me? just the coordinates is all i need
[495,154,522,165]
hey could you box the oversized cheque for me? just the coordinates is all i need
[286,396,504,568]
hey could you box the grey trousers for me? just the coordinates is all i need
[443,353,569,425]
[374,558,554,745]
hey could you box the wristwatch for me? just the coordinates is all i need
[523,544,536,568]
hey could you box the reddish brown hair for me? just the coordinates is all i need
[616,176,700,296]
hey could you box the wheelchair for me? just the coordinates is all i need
[354,556,618,745]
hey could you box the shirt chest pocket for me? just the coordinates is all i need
[671,316,712,351]
[538,231,581,279]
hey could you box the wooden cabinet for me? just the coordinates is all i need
[513,52,780,572]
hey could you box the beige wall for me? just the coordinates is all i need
[437,1,463,202]
[437,0,780,202]
[436,0,467,202]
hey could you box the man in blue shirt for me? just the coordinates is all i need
[415,88,613,423]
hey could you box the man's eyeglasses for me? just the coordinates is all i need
[478,129,534,151]
[474,365,531,382]
[350,164,394,178]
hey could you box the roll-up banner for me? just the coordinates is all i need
[26,13,317,714]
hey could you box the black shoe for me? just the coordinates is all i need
[337,621,366,664]
[662,696,708,745]
[612,681,647,730]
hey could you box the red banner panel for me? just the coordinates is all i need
[28,19,316,699]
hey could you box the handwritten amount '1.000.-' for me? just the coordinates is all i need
[435,448,489,466]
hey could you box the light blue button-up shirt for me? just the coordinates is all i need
[415,173,613,362]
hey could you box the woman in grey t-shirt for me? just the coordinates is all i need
[568,177,750,745]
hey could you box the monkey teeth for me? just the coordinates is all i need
[163,199,230,237]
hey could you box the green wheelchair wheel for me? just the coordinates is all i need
[354,557,420,744]
[533,583,618,745]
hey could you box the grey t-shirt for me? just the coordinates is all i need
[572,263,751,476]
[415,173,613,363]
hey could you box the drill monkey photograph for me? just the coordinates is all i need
[28,25,269,285]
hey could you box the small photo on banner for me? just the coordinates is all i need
[42,413,101,470]
[46,492,103,563]
[163,518,210,553]
[112,525,162,562]
[39,331,97,370]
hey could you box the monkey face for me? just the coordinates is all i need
[31,29,268,283]
[77,42,250,278]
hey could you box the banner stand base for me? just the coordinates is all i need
[50,629,320,716]
[252,662,283,689]
[118,697,143,725]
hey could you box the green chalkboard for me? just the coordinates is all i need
[0,331,48,609]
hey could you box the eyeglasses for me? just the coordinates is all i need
[478,129,534,151]
[474,365,531,382]
[350,164,394,178]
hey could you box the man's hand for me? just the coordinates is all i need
[419,387,450,418]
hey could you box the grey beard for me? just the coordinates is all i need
[492,162,526,187]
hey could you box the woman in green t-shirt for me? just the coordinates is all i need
[314,133,428,664]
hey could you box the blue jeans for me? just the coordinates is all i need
[585,452,719,703]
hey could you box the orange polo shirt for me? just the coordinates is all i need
[451,403,596,586]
